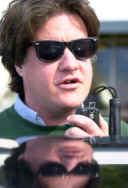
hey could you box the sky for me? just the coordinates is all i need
[89,0,128,21]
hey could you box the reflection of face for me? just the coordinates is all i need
[19,136,95,188]
[38,175,89,188]
[18,12,93,119]
[20,136,93,172]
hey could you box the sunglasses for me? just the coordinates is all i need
[37,160,99,178]
[29,38,98,63]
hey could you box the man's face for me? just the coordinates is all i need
[18,13,93,115]
[20,136,93,173]
[19,136,95,188]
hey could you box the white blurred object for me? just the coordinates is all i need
[89,0,128,21]
[0,138,19,149]
[0,138,19,166]
[94,147,128,165]
[0,60,10,97]
[99,89,112,107]
[0,61,16,112]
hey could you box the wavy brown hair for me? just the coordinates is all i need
[0,0,100,98]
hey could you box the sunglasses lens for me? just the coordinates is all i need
[37,41,63,62]
[38,163,66,176]
[72,38,97,60]
[71,161,100,177]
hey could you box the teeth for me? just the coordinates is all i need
[65,80,72,84]
[64,80,76,84]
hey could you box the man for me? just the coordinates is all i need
[0,0,127,140]
[3,136,100,188]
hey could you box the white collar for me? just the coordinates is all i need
[14,95,45,126]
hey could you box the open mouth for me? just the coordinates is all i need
[57,77,81,90]
[63,79,79,84]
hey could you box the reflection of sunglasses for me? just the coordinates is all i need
[29,38,98,62]
[37,160,99,178]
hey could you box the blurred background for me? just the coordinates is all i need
[90,0,128,123]
[0,0,128,122]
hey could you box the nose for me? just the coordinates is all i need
[58,148,86,172]
[58,48,80,72]
[62,157,83,172]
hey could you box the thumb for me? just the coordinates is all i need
[65,127,90,138]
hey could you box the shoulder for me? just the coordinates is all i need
[0,105,15,118]
[0,105,28,139]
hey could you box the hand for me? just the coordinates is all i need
[65,114,109,138]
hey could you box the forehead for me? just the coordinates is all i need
[34,12,88,41]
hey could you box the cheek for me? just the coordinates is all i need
[82,61,93,82]
[89,65,93,81]
[39,67,56,90]
[23,62,55,87]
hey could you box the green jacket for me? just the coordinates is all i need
[0,106,128,141]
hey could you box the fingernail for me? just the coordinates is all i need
[67,116,72,121]
[65,130,69,136]
[65,129,72,137]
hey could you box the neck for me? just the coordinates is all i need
[39,108,76,126]
[24,96,78,126]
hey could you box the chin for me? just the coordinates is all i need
[55,94,86,110]
[61,100,83,110]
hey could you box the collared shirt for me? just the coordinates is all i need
[14,95,45,126]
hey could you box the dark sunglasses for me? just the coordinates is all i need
[29,38,98,63]
[37,160,99,178]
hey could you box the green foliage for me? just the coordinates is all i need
[100,165,128,188]
[0,167,5,186]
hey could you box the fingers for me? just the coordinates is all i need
[65,127,90,138]
[65,114,108,138]
[99,115,109,136]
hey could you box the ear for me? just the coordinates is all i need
[15,65,23,77]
